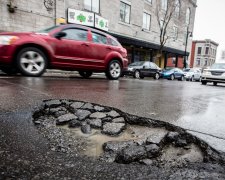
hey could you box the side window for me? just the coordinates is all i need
[150,62,157,69]
[109,38,120,46]
[144,62,150,68]
[62,29,88,41]
[92,32,107,44]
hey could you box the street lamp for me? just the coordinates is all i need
[184,26,192,69]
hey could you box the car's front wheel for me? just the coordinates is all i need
[79,71,93,78]
[134,70,141,79]
[170,74,175,80]
[154,73,160,80]
[106,60,122,80]
[16,47,47,77]
[178,75,184,81]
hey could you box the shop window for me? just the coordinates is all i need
[143,13,151,30]
[120,1,131,24]
[84,0,100,13]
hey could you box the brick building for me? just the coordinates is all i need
[190,39,218,68]
[0,0,197,68]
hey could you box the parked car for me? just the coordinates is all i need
[162,68,185,81]
[183,68,202,81]
[122,61,162,79]
[0,24,128,80]
[201,63,225,86]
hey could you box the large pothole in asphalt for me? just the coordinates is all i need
[32,99,225,166]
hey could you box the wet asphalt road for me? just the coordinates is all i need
[0,73,225,152]
[0,73,225,179]
[0,72,225,153]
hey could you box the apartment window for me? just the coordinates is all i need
[186,8,191,25]
[146,0,152,4]
[196,58,200,66]
[161,0,168,11]
[197,47,202,55]
[84,0,100,13]
[173,26,178,40]
[174,0,180,18]
[120,1,131,24]
[143,13,151,30]
[205,47,209,55]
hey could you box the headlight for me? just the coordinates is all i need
[203,70,211,75]
[0,36,19,45]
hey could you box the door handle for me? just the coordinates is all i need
[81,43,89,46]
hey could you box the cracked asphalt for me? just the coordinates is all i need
[0,72,225,179]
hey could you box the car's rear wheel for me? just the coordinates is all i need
[213,82,218,86]
[170,74,175,80]
[201,81,207,85]
[134,70,141,79]
[79,71,93,78]
[178,75,184,81]
[16,47,47,77]
[154,73,160,80]
[106,60,122,80]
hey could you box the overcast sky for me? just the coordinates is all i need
[192,0,225,60]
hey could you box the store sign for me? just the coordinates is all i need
[95,14,109,31]
[67,8,94,27]
[67,8,109,31]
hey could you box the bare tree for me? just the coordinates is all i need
[155,0,180,66]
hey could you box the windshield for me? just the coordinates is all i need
[37,26,60,33]
[129,61,145,66]
[211,63,225,69]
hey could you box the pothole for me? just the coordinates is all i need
[32,99,225,166]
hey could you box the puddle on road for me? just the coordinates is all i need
[60,125,167,157]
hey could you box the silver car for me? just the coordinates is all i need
[183,68,202,81]
[201,63,225,86]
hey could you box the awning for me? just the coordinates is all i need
[110,32,189,56]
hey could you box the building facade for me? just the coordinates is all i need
[190,39,218,68]
[0,0,197,68]
[220,50,225,62]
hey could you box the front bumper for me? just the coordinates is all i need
[202,75,225,83]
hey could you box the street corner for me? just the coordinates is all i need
[32,99,225,167]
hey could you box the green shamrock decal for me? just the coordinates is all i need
[77,14,86,23]
[99,20,104,28]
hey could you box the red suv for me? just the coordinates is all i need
[0,24,128,80]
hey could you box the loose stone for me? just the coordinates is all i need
[70,102,84,110]
[87,119,102,128]
[81,124,92,134]
[75,109,91,121]
[107,110,120,117]
[112,117,125,123]
[56,113,77,125]
[102,123,125,135]
[90,112,107,119]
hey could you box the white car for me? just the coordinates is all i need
[201,63,225,86]
[183,68,202,81]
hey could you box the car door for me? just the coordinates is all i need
[86,31,110,69]
[174,69,182,78]
[54,28,90,68]
[140,62,151,76]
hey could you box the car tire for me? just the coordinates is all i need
[213,82,218,86]
[154,73,160,80]
[179,76,184,81]
[105,60,122,80]
[79,71,93,78]
[170,74,175,80]
[16,47,47,77]
[134,70,141,79]
[201,81,207,85]
[191,76,194,81]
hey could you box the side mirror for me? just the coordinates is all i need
[55,31,66,39]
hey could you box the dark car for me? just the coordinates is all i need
[122,61,162,79]
[162,68,185,81]
[0,24,128,80]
